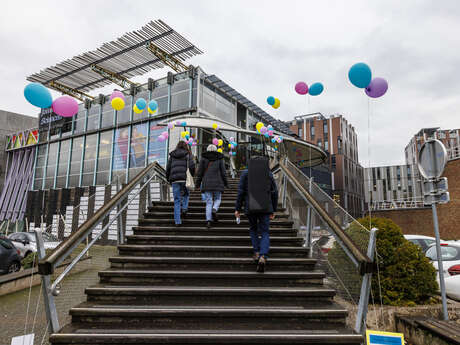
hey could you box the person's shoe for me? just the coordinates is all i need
[212,210,218,222]
[206,221,212,229]
[256,256,266,273]
[252,252,260,262]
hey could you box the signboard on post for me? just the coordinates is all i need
[418,139,450,321]
[366,330,404,345]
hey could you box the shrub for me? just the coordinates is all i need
[328,217,438,306]
[22,249,52,270]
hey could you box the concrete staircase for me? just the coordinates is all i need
[49,178,363,344]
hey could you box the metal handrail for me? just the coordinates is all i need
[278,160,373,275]
[38,161,166,276]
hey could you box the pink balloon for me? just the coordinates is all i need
[52,96,79,117]
[167,123,174,129]
[295,82,309,95]
[268,130,274,136]
[212,138,219,145]
[157,135,166,142]
[161,131,169,137]
[110,90,125,101]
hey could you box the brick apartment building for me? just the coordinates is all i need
[289,113,365,218]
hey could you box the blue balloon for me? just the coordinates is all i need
[148,100,158,111]
[267,96,275,106]
[136,98,147,110]
[271,138,276,143]
[24,83,52,108]
[309,82,324,96]
[348,63,372,88]
[181,121,187,127]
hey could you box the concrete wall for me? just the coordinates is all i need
[0,110,37,192]
[371,158,460,240]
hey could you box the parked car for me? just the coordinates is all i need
[8,232,60,258]
[425,242,460,278]
[404,235,437,252]
[0,236,22,274]
[445,275,460,301]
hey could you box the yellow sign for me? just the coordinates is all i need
[366,330,404,345]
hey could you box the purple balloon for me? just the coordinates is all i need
[52,96,79,117]
[157,135,166,142]
[295,82,308,95]
[365,78,388,98]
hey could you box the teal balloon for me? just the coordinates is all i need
[148,100,158,111]
[309,82,324,96]
[348,63,372,88]
[24,83,52,108]
[136,98,147,110]
[267,96,275,106]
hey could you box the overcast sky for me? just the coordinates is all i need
[1,1,459,167]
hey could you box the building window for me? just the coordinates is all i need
[96,130,113,185]
[68,137,83,187]
[317,139,322,147]
[323,120,328,134]
[56,139,70,188]
[82,134,98,186]
[298,128,303,138]
[310,124,315,138]
[324,140,329,151]
[377,168,381,180]
[337,138,342,154]
[386,167,391,190]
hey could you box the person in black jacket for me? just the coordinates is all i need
[166,141,196,226]
[235,157,278,272]
[195,144,228,228]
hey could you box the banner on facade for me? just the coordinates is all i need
[38,107,71,132]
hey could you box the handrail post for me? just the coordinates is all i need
[305,177,314,257]
[355,227,378,334]
[147,174,152,207]
[35,229,60,333]
[116,176,123,245]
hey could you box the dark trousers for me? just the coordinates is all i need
[247,213,270,257]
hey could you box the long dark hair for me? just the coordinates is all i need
[176,140,190,153]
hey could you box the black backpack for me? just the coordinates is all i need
[247,156,272,213]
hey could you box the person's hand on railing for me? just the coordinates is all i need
[269,213,275,220]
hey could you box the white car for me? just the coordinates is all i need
[8,232,60,258]
[445,275,460,301]
[404,234,438,252]
[425,242,460,279]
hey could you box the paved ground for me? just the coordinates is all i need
[0,245,117,345]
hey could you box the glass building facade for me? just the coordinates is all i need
[28,68,290,191]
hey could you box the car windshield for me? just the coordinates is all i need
[426,246,460,261]
[0,238,14,250]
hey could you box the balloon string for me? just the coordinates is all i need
[367,97,372,229]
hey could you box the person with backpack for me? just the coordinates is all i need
[195,144,228,228]
[235,156,278,272]
[166,141,196,226]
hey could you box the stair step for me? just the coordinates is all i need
[86,285,335,306]
[51,326,363,344]
[98,269,325,287]
[144,212,289,219]
[138,218,294,228]
[148,206,287,213]
[125,235,303,246]
[70,304,348,328]
[132,226,298,237]
[118,245,310,258]
[108,256,315,271]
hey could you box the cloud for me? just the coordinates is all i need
[0,0,458,168]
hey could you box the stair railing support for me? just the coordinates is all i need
[146,174,152,208]
[116,176,123,245]
[355,227,378,334]
[34,229,60,333]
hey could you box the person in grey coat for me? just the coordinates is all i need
[195,144,228,228]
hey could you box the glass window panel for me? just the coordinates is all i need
[101,99,115,129]
[133,90,149,121]
[171,79,191,112]
[129,123,148,168]
[68,136,83,187]
[112,127,130,182]
[56,139,70,188]
[116,96,132,125]
[86,104,101,131]
[81,134,97,186]
[96,130,113,185]
[33,144,47,189]
[151,85,168,115]
[148,122,167,167]
[46,142,58,180]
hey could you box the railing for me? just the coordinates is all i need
[370,197,426,210]
[273,157,378,334]
[447,145,460,161]
[36,161,169,333]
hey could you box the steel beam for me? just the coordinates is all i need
[48,81,93,102]
[146,42,189,73]
[90,64,137,89]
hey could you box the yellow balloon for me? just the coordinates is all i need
[181,131,187,138]
[133,104,143,114]
[273,98,280,109]
[228,144,232,149]
[217,139,223,147]
[111,97,125,111]
[185,131,190,136]
[148,107,157,114]
[212,123,218,130]
[217,148,223,153]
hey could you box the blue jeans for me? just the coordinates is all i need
[204,191,222,221]
[172,182,189,225]
[247,214,270,257]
